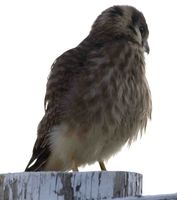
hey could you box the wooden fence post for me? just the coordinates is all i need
[0,171,142,200]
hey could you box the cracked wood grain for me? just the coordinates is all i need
[0,171,142,200]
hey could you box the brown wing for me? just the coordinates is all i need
[25,42,90,171]
[25,109,56,171]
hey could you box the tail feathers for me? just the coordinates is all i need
[25,159,47,171]
[25,147,50,171]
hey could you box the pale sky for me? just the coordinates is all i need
[0,0,177,196]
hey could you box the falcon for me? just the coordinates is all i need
[25,5,152,171]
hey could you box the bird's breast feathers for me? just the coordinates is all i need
[48,45,151,169]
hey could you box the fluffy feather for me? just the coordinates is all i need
[25,5,151,171]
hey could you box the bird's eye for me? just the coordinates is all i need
[139,26,145,36]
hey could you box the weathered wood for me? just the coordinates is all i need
[108,193,177,200]
[0,171,142,200]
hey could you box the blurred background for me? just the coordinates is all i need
[0,0,177,195]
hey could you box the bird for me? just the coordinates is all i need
[25,5,152,172]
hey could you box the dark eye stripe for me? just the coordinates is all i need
[131,12,139,25]
[128,25,137,35]
[139,26,145,36]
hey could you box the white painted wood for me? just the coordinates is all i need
[0,171,142,200]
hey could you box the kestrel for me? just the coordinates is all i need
[25,5,152,171]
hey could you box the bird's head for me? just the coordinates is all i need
[90,5,149,53]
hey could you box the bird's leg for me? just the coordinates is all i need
[99,161,107,171]
[72,165,79,172]
[71,157,79,171]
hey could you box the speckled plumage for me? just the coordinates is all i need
[25,5,152,171]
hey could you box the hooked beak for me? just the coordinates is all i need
[143,40,150,54]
